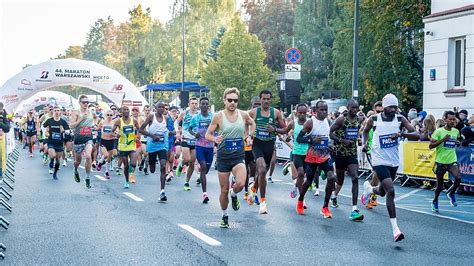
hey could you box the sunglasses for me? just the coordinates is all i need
[375,110,382,113]
[226,98,239,103]
[106,114,113,117]
[81,101,89,104]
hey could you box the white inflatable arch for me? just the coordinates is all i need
[0,58,147,112]
[15,91,80,115]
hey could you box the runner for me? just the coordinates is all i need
[361,93,418,242]
[139,101,169,201]
[138,105,151,175]
[96,110,116,179]
[176,98,198,191]
[166,106,179,182]
[329,99,364,221]
[61,107,73,167]
[189,97,214,203]
[23,109,37,157]
[113,105,140,189]
[70,95,95,188]
[429,110,462,212]
[38,105,53,165]
[244,96,260,204]
[43,106,69,179]
[205,88,255,228]
[295,100,335,217]
[248,89,286,214]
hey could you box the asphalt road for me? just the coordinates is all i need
[1,149,473,264]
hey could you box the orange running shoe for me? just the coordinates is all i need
[296,200,304,215]
[320,207,332,218]
[130,174,136,184]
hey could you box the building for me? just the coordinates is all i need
[423,0,473,118]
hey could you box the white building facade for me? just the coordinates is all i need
[423,0,474,118]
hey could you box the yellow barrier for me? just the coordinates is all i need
[0,130,5,175]
[402,141,448,181]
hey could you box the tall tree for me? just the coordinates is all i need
[83,17,115,64]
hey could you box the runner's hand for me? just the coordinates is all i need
[443,134,451,141]
[311,136,323,144]
[60,125,64,133]
[265,124,275,133]
[340,139,353,146]
[214,135,223,144]
[390,133,400,140]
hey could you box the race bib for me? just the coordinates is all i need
[345,128,359,140]
[313,136,329,149]
[27,124,34,131]
[199,121,210,128]
[225,138,243,151]
[379,134,398,149]
[103,126,113,133]
[79,126,91,135]
[444,139,456,148]
[153,134,165,144]
[256,128,270,139]
[52,132,62,140]
[187,139,196,146]
[123,125,133,135]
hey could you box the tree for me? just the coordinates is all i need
[83,17,115,64]
[203,26,226,64]
[56,45,84,59]
[200,15,273,110]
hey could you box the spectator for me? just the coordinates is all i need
[456,109,468,131]
[407,108,418,121]
[435,118,445,129]
[461,115,474,146]
[0,102,11,133]
[420,116,436,141]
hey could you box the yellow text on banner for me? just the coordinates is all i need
[402,141,448,180]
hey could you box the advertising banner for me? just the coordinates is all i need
[452,145,474,184]
[402,141,439,179]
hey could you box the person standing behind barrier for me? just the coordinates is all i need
[329,99,364,221]
[361,94,418,242]
[429,111,462,213]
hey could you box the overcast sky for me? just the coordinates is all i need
[0,0,175,85]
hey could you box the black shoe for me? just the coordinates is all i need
[74,171,80,183]
[85,179,91,189]
[203,195,209,204]
[53,172,58,180]
[220,215,229,228]
[231,195,240,211]
[144,168,149,175]
[196,177,201,185]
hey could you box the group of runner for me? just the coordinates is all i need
[17,88,464,242]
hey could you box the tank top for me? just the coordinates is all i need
[73,111,94,144]
[253,107,276,142]
[118,118,136,151]
[371,114,402,167]
[26,117,36,132]
[146,114,168,153]
[192,112,214,148]
[217,110,245,159]
[334,114,360,156]
[305,116,331,164]
[293,119,308,156]
[182,110,196,140]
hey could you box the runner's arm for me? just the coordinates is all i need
[362,117,374,146]
[244,111,256,137]
[138,114,153,137]
[400,117,419,140]
[205,113,220,143]
[296,119,313,144]
[69,111,84,129]
[329,116,344,142]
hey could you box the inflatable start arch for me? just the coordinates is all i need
[15,91,80,115]
[0,58,148,111]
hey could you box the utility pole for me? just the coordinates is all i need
[351,0,359,99]
[181,0,186,105]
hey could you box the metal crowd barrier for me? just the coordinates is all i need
[0,129,18,259]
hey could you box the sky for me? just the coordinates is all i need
[0,0,175,85]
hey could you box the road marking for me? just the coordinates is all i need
[79,165,85,169]
[272,178,283,182]
[95,175,107,181]
[394,189,422,202]
[123,192,144,202]
[178,224,222,246]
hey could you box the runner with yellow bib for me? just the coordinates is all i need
[113,106,140,189]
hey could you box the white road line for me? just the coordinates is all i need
[123,192,144,202]
[394,189,422,202]
[272,178,283,182]
[178,224,222,247]
[95,174,107,181]
[79,165,85,169]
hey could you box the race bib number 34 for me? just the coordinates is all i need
[379,134,398,149]
[225,138,243,151]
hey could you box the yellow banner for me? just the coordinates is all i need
[402,141,447,180]
[0,133,5,175]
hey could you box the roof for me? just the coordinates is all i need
[425,4,474,19]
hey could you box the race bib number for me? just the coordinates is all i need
[187,139,196,146]
[444,139,456,148]
[379,134,398,149]
[345,128,359,140]
[256,128,270,139]
[225,138,243,151]
[153,134,165,144]
[52,132,62,140]
[123,125,133,135]
[27,124,34,131]
[103,126,113,133]
[79,126,91,135]
[313,137,329,149]
[199,121,210,128]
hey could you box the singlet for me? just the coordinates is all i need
[217,110,245,159]
[146,114,168,153]
[293,119,308,156]
[333,114,360,157]
[305,116,331,164]
[101,121,115,140]
[253,107,276,142]
[371,114,402,167]
[190,112,214,148]
[26,117,36,133]
[182,110,196,140]
[73,111,94,144]
[118,118,136,151]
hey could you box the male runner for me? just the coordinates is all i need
[361,94,418,242]
[113,105,139,189]
[244,96,260,204]
[61,107,73,167]
[176,97,198,190]
[205,88,255,228]
[23,109,37,157]
[70,95,95,188]
[329,99,364,221]
[44,106,69,179]
[429,111,462,212]
[166,106,179,182]
[139,101,169,201]
[248,89,285,214]
[189,97,214,203]
[296,100,336,217]
[138,105,151,175]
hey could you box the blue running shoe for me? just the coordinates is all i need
[431,200,439,213]
[254,195,260,205]
[447,193,457,207]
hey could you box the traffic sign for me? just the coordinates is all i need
[284,48,302,64]
[285,72,301,80]
[285,64,301,72]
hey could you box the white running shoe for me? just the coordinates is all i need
[63,160,67,167]
[314,188,320,196]
[259,201,268,214]
[361,181,371,205]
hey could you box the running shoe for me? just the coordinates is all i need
[52,172,58,180]
[231,195,240,211]
[330,197,339,208]
[296,200,304,215]
[202,193,209,204]
[246,192,254,205]
[96,163,102,172]
[176,163,183,176]
[290,185,298,198]
[182,165,187,175]
[62,160,67,167]
[447,193,457,207]
[85,179,91,189]
[371,194,378,206]
[259,201,268,214]
[116,169,121,176]
[431,200,439,213]
[144,168,149,175]
[130,174,136,184]
[173,158,178,170]
[349,210,364,221]
[49,168,54,174]
[361,181,371,206]
[73,171,80,183]
[139,165,143,172]
[92,162,96,169]
[29,153,33,158]
[105,171,110,179]
[183,182,192,191]
[160,191,167,202]
[220,215,230,228]
[303,200,307,209]
[254,195,260,205]
[314,188,320,196]
[123,181,130,189]
[282,162,291,176]
[196,177,201,185]
[394,232,405,242]
[243,192,249,201]
[267,176,273,183]
[49,160,54,169]
[321,172,327,181]
[320,207,332,218]
[166,174,173,183]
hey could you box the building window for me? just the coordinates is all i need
[450,37,466,88]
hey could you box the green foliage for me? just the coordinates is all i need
[200,15,273,110]
[203,26,226,64]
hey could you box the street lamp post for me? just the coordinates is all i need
[180,0,186,107]
[351,0,359,99]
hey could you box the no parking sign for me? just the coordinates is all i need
[284,48,302,64]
